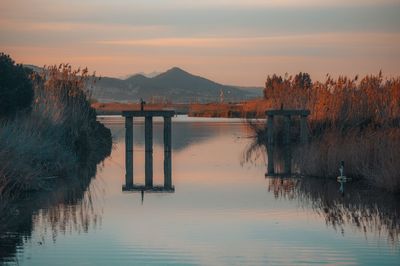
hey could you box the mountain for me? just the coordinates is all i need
[234,86,264,97]
[24,64,44,73]
[24,65,262,103]
[92,67,260,103]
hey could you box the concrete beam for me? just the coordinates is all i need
[125,116,133,187]
[122,110,175,117]
[163,116,172,188]
[145,116,153,187]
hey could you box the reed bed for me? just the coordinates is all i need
[257,72,400,191]
[264,72,400,129]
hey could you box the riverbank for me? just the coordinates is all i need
[0,64,112,201]
[248,73,400,192]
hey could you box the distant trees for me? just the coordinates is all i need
[0,53,34,117]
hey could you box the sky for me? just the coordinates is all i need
[1,0,399,86]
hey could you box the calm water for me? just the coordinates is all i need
[1,115,399,265]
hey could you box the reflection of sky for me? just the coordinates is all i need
[16,117,400,265]
[1,0,400,85]
[100,115,255,151]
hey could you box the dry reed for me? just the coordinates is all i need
[258,72,400,191]
[0,64,111,198]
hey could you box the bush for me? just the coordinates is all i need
[0,53,33,117]
[0,61,111,197]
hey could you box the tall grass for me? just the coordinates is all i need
[264,72,400,130]
[0,64,111,198]
[255,73,400,191]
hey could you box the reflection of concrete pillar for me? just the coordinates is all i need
[284,115,291,145]
[267,115,274,146]
[300,115,308,144]
[125,116,133,187]
[284,145,292,175]
[164,116,172,188]
[145,116,153,187]
[267,145,274,175]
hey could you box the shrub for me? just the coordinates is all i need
[0,61,111,197]
[0,53,34,117]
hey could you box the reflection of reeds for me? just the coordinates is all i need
[266,177,400,245]
[268,178,299,200]
[0,151,109,263]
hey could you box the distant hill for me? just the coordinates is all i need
[24,65,262,103]
[234,86,264,97]
[24,64,44,73]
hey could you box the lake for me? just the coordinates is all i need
[1,115,399,265]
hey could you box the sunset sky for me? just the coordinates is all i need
[1,0,399,86]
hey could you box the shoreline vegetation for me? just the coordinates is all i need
[0,54,112,207]
[247,72,400,192]
[92,72,400,192]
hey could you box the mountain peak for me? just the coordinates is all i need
[165,67,188,75]
[125,73,148,81]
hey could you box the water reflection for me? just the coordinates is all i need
[245,120,400,245]
[101,115,248,152]
[0,148,111,264]
[2,116,399,265]
[267,176,400,244]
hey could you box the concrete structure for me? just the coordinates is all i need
[265,109,310,176]
[122,110,175,192]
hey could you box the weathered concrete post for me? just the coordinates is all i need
[283,115,291,145]
[125,116,133,187]
[267,114,275,175]
[283,115,291,174]
[145,116,153,187]
[163,116,172,188]
[265,109,310,176]
[122,110,175,193]
[300,115,308,144]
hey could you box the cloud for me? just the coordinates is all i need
[95,33,400,60]
[1,0,399,85]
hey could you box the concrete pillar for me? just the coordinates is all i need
[267,115,275,174]
[283,115,291,174]
[284,115,291,145]
[125,116,133,187]
[145,116,153,187]
[163,116,172,188]
[300,115,308,144]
